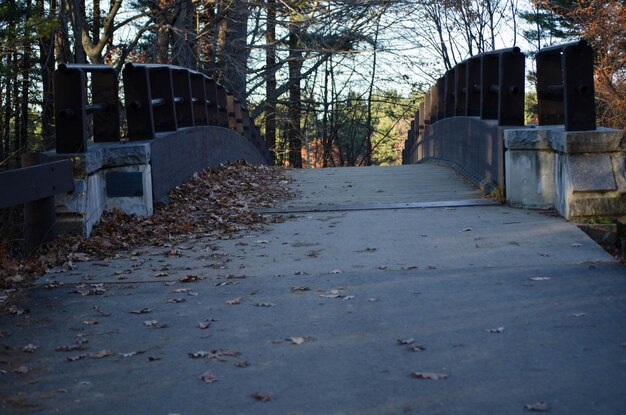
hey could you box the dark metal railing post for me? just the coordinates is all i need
[480,51,499,120]
[148,66,177,132]
[204,76,220,126]
[123,63,156,140]
[54,67,88,153]
[171,67,194,127]
[465,56,481,116]
[455,63,467,116]
[190,71,208,126]
[498,47,525,126]
[436,77,446,120]
[216,83,230,128]
[55,64,121,152]
[537,39,596,131]
[444,70,455,118]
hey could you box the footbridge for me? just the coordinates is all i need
[2,38,626,410]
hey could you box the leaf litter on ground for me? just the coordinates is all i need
[1,161,295,297]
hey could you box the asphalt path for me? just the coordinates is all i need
[1,164,625,414]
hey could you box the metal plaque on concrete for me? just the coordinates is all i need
[106,171,144,197]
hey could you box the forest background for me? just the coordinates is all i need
[0,0,624,170]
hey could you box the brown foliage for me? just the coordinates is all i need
[570,0,626,130]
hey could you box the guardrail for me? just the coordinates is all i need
[54,63,271,163]
[402,40,598,191]
[0,154,74,251]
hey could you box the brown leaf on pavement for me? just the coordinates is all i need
[13,366,30,374]
[250,392,273,402]
[407,344,426,352]
[131,308,152,314]
[524,402,550,412]
[291,286,310,293]
[90,350,113,359]
[199,370,218,383]
[286,336,316,345]
[410,372,448,380]
[179,274,205,283]
[226,297,242,305]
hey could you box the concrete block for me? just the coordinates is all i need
[105,164,153,216]
[549,127,623,154]
[55,173,106,236]
[505,149,555,209]
[567,196,626,218]
[503,127,552,150]
[567,154,617,192]
[612,156,626,194]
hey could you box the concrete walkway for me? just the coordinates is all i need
[2,164,625,414]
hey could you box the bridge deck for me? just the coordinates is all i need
[2,164,625,414]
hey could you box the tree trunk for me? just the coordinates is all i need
[220,0,249,102]
[39,0,56,150]
[20,0,32,151]
[92,0,100,45]
[287,22,302,168]
[264,0,277,160]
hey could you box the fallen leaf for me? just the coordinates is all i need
[410,372,448,380]
[8,305,29,315]
[235,360,250,368]
[250,392,273,402]
[226,274,246,279]
[286,336,316,345]
[168,298,186,304]
[90,350,113,359]
[131,308,152,314]
[199,370,218,383]
[22,344,38,353]
[255,240,270,244]
[13,366,30,374]
[83,320,99,325]
[67,354,88,362]
[119,351,145,358]
[407,344,426,352]
[147,356,161,362]
[486,327,505,333]
[524,402,550,412]
[56,344,89,352]
[226,297,242,305]
[179,275,205,283]
[198,321,212,330]
[189,351,210,358]
[397,338,415,345]
[144,320,168,328]
[155,272,169,277]
[291,286,310,293]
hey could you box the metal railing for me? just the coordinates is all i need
[403,40,597,165]
[54,63,271,162]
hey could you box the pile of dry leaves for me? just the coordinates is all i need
[0,161,295,289]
